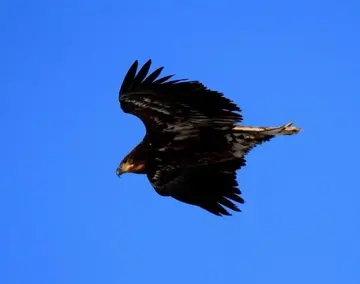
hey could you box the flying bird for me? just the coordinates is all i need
[116,59,300,216]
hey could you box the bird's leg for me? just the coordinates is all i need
[233,121,301,135]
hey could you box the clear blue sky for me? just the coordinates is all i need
[1,0,359,283]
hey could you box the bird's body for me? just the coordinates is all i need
[117,60,300,216]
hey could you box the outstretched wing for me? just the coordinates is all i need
[119,60,242,142]
[147,159,246,216]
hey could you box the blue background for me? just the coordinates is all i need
[1,0,359,283]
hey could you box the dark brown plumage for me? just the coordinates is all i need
[116,60,300,216]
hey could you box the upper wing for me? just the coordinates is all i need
[147,159,246,216]
[119,60,242,140]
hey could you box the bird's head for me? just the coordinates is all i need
[116,156,146,177]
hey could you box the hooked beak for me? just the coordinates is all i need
[116,167,123,177]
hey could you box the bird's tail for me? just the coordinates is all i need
[230,121,301,157]
[232,121,301,136]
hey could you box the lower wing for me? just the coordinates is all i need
[147,159,245,216]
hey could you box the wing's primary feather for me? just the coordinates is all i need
[132,60,152,88]
[142,66,164,85]
[120,60,138,94]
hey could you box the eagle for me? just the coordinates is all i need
[116,60,300,216]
